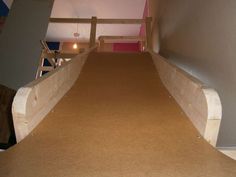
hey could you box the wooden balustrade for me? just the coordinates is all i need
[149,50,222,147]
[12,46,97,142]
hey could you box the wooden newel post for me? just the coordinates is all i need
[145,17,152,50]
[89,16,97,48]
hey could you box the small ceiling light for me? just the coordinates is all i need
[73,42,78,49]
[73,23,80,50]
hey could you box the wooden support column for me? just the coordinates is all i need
[35,50,45,79]
[99,38,105,52]
[145,17,152,50]
[139,41,145,52]
[89,17,97,48]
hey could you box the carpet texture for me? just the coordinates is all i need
[0,52,235,177]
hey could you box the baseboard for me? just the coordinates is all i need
[218,147,236,160]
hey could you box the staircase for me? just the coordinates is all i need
[0,52,236,177]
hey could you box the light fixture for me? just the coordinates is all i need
[73,42,78,49]
[73,23,80,50]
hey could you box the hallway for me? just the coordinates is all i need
[0,52,235,177]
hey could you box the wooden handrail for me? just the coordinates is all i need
[12,46,97,142]
[42,52,78,59]
[148,50,222,147]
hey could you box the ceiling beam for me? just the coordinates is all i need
[50,18,146,24]
[98,35,145,41]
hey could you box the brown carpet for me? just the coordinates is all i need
[0,52,235,177]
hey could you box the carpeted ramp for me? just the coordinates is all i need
[0,52,236,177]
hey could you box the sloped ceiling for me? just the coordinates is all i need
[46,0,146,42]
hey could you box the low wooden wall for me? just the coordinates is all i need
[149,51,222,147]
[12,46,97,142]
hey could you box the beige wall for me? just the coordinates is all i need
[150,0,236,147]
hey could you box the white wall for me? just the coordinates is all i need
[150,0,236,148]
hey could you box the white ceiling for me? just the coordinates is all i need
[46,0,146,42]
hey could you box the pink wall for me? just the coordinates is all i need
[139,0,149,36]
[113,43,140,52]
[110,1,149,52]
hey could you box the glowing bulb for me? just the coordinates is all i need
[73,43,78,49]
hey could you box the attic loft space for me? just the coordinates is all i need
[44,0,149,53]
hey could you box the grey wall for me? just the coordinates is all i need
[150,0,236,147]
[0,0,54,89]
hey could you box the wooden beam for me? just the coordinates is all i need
[43,52,78,59]
[145,17,152,50]
[50,18,145,24]
[56,53,78,59]
[39,66,54,72]
[98,36,145,41]
[37,49,78,79]
[39,41,55,65]
[46,58,56,67]
[35,51,45,79]
[98,19,144,24]
[89,17,97,48]
[50,18,92,24]
[40,40,50,51]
